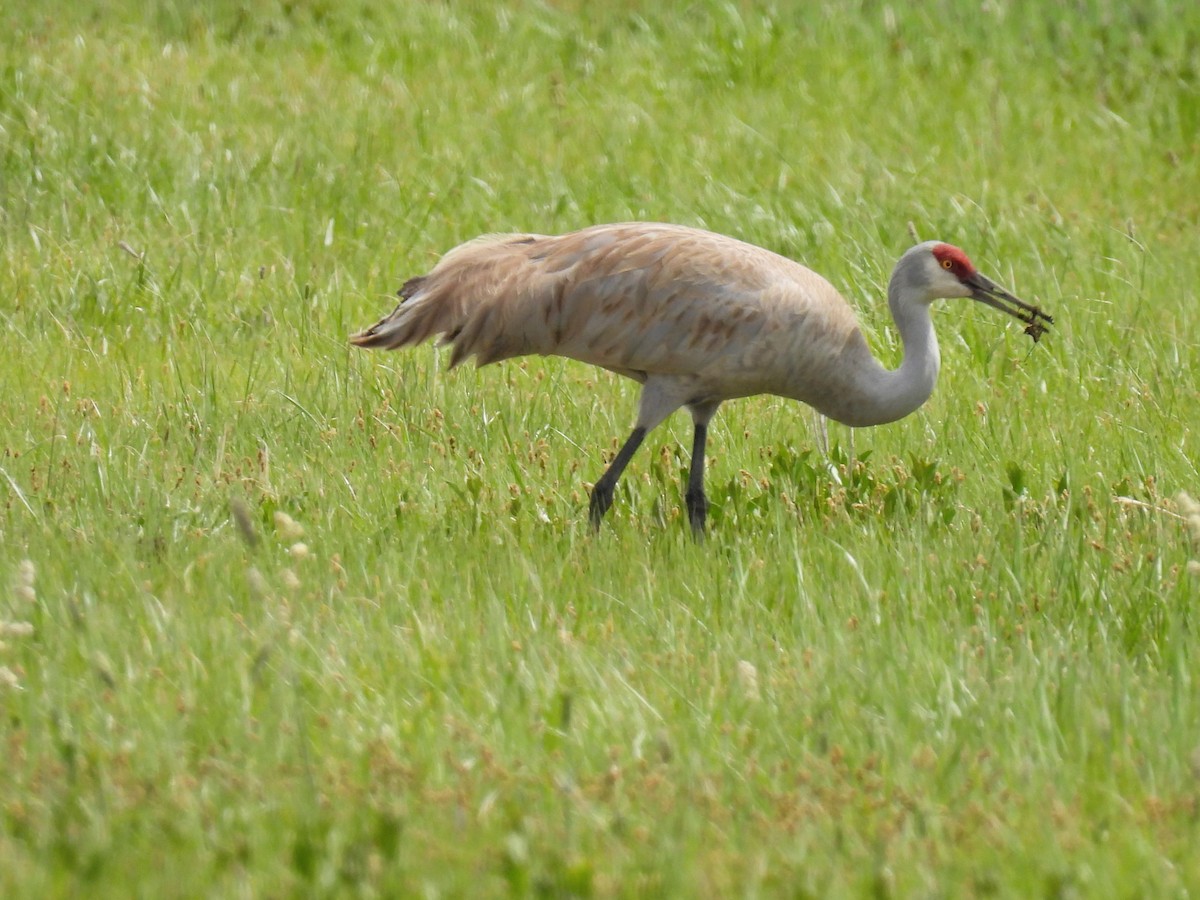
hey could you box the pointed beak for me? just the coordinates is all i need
[965,272,1054,342]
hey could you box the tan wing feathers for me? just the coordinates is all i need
[351,223,863,398]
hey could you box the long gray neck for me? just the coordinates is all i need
[846,274,941,427]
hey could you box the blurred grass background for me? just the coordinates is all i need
[1,1,1199,895]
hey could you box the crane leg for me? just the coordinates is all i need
[685,422,709,537]
[589,426,647,531]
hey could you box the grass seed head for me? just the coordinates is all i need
[0,665,20,689]
[247,566,269,597]
[230,497,259,548]
[274,511,305,541]
[736,660,760,701]
[14,560,36,604]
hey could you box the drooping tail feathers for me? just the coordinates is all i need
[349,275,439,350]
[350,233,549,369]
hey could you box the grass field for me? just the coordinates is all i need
[2,0,1199,895]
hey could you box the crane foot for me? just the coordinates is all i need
[589,482,615,532]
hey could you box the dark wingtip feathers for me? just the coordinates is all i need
[349,276,431,349]
[398,276,426,300]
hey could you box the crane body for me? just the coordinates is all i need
[353,222,1052,535]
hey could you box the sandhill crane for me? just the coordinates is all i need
[352,223,1052,535]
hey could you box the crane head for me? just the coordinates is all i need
[925,243,1054,342]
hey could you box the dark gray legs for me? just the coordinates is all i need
[589,426,647,531]
[589,409,716,537]
[684,422,710,536]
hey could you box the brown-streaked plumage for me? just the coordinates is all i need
[352,222,1052,535]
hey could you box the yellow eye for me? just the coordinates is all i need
[941,259,953,270]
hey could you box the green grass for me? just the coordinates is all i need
[2,0,1199,895]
